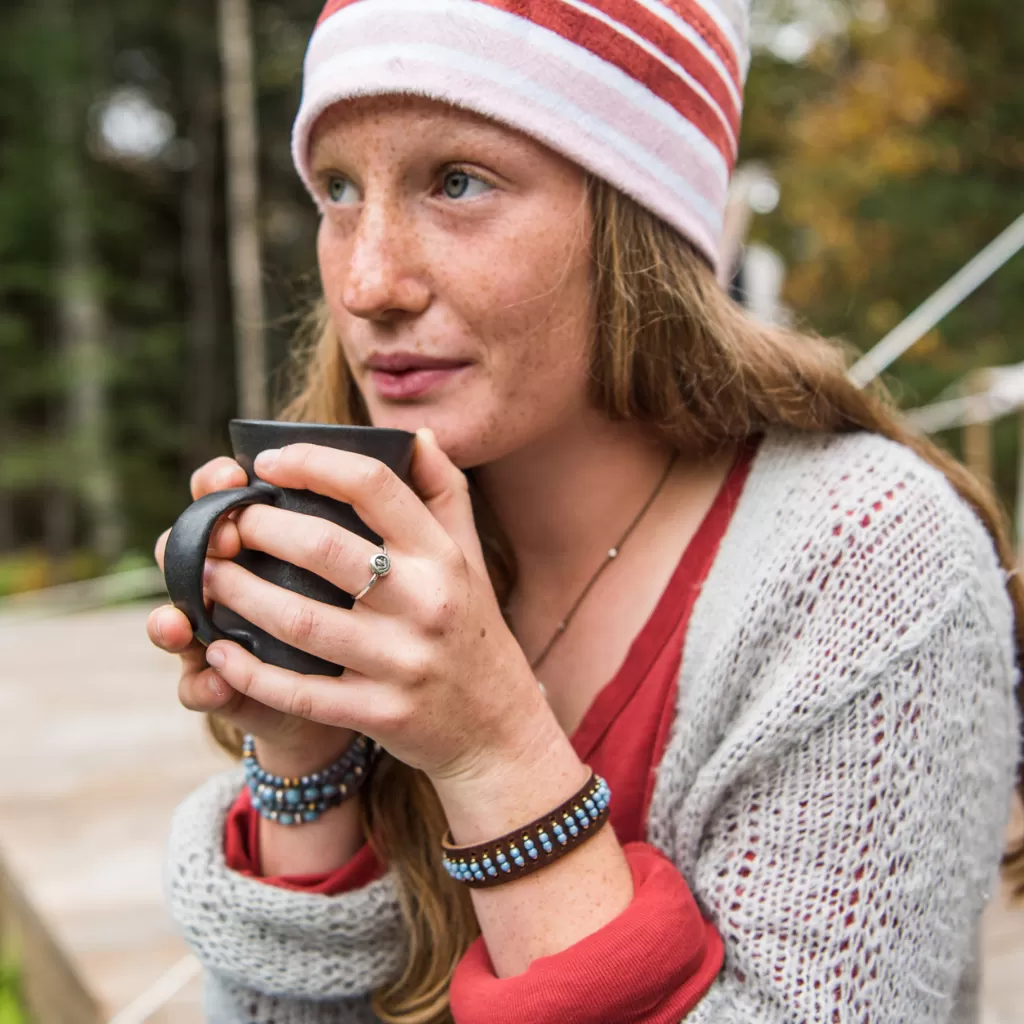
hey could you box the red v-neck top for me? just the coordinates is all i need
[224,441,757,1022]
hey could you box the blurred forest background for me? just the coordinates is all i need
[0,0,1022,596]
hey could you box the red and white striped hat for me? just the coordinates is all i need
[292,0,750,270]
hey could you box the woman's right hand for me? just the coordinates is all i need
[148,456,357,774]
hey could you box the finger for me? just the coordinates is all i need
[410,428,487,574]
[178,664,243,714]
[204,639,401,735]
[203,557,405,676]
[155,528,169,572]
[177,662,290,736]
[252,444,451,556]
[191,457,248,500]
[233,504,394,607]
[147,604,197,654]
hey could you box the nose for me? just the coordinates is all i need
[340,201,430,322]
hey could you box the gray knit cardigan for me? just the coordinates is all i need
[165,429,1021,1023]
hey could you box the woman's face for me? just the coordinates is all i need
[310,96,593,468]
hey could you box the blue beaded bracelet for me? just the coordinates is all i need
[242,733,380,826]
[441,770,611,888]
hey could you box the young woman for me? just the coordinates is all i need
[150,2,1023,1022]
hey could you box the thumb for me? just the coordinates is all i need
[410,428,487,572]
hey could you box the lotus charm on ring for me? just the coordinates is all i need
[353,544,392,602]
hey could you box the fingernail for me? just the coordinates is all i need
[206,645,226,669]
[255,448,281,471]
[153,614,165,643]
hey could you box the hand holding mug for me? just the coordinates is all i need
[148,455,356,771]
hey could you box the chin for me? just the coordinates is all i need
[365,403,497,469]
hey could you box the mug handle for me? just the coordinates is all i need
[163,480,283,648]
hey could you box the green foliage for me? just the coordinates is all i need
[1,0,1022,574]
[0,955,28,1024]
[743,0,1024,518]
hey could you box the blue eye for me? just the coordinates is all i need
[442,170,491,200]
[326,175,358,204]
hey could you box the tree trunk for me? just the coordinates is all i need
[46,0,125,566]
[182,0,222,467]
[218,0,267,420]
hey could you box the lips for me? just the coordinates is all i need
[366,353,469,373]
[366,353,472,400]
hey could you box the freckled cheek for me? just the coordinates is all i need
[463,252,590,389]
[317,222,351,307]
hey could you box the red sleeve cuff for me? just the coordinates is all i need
[223,785,386,894]
[449,841,723,1024]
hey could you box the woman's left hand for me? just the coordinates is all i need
[199,429,554,787]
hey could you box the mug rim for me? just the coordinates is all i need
[230,418,415,440]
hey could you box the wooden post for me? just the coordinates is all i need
[1017,410,1024,566]
[963,369,992,484]
[218,0,267,419]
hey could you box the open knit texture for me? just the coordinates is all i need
[165,428,1021,1023]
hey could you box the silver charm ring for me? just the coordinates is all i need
[353,544,391,602]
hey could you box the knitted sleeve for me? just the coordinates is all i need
[203,970,381,1024]
[654,433,1022,1023]
[680,590,1018,1023]
[164,767,405,1016]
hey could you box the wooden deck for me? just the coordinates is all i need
[0,601,1021,1022]
[0,602,231,1022]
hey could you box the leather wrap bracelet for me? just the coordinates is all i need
[441,769,611,888]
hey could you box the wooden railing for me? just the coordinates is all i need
[0,852,101,1024]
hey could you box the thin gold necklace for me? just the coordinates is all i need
[517,451,679,675]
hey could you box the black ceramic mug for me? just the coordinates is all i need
[163,419,416,676]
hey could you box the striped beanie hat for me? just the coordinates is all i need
[292,0,751,270]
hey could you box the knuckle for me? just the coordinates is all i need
[372,697,412,733]
[286,686,316,722]
[233,505,265,544]
[178,671,207,712]
[421,588,458,636]
[192,457,241,498]
[285,600,320,647]
[291,444,316,473]
[312,523,347,576]
[398,644,434,685]
[359,459,394,500]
